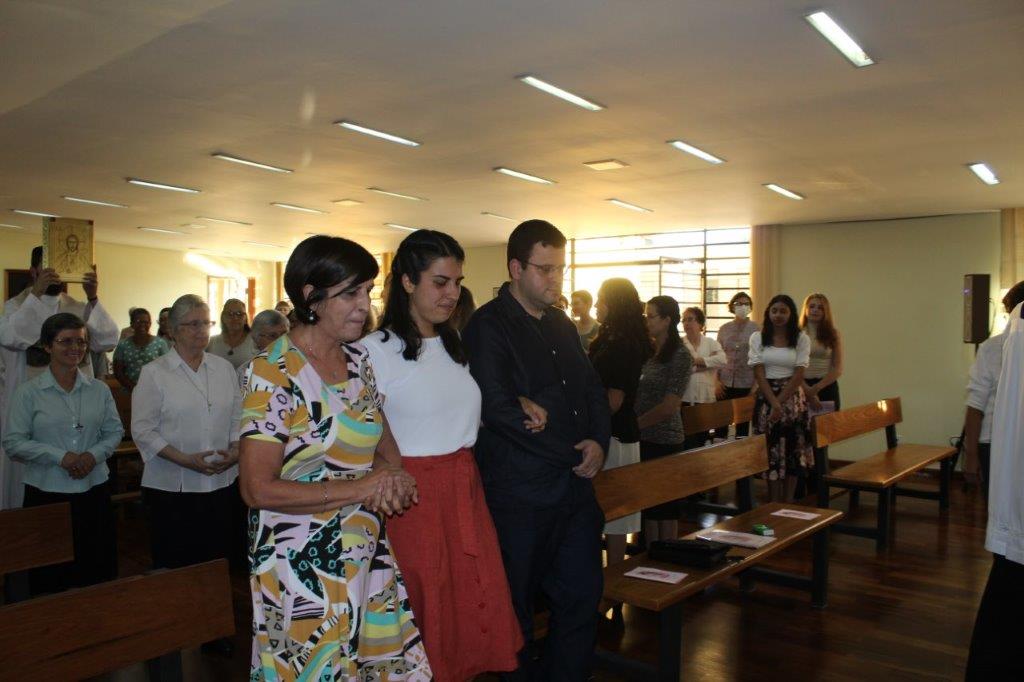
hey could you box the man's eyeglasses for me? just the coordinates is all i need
[179,320,216,330]
[525,262,567,277]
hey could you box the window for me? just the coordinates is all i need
[568,228,750,334]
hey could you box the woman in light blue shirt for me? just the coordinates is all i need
[2,312,124,594]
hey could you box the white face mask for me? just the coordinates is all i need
[734,304,751,319]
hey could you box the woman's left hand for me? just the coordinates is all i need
[806,393,822,412]
[211,444,240,473]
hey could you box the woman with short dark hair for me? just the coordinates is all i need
[717,292,760,437]
[3,312,123,594]
[239,235,430,680]
[681,306,727,449]
[112,307,170,389]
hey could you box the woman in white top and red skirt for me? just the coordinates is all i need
[748,294,812,503]
[363,230,523,681]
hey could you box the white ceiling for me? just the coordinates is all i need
[1,0,1022,261]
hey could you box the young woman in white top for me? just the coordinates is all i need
[362,230,523,680]
[748,294,812,502]
[681,306,727,449]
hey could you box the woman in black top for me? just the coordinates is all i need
[589,278,652,569]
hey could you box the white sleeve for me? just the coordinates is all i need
[362,334,392,398]
[966,341,999,411]
[747,332,763,366]
[131,364,169,462]
[795,333,811,367]
[0,294,54,350]
[84,300,121,352]
[704,337,727,369]
[229,363,243,443]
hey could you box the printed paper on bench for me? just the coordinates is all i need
[624,566,689,584]
[808,400,836,418]
[771,508,821,521]
[696,530,776,549]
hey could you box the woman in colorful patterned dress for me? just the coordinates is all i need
[112,307,170,389]
[239,235,432,681]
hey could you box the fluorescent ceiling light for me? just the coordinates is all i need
[584,159,628,171]
[271,202,328,214]
[335,120,420,147]
[127,178,200,194]
[763,183,804,200]
[608,198,652,213]
[367,187,425,201]
[668,140,725,165]
[517,75,604,112]
[968,163,1000,186]
[138,226,187,235]
[182,223,207,229]
[197,215,253,226]
[493,167,555,185]
[384,223,420,232]
[211,152,292,173]
[332,198,363,206]
[243,241,283,248]
[805,11,875,68]
[12,209,58,217]
[481,211,515,222]
[0,223,25,230]
[62,196,127,208]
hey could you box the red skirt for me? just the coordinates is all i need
[387,449,522,681]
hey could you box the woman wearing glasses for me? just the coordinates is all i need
[131,294,243,584]
[3,313,123,594]
[207,298,258,369]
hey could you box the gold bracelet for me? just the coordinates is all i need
[321,480,328,514]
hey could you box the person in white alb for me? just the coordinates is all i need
[131,294,242,577]
[681,306,727,449]
[966,299,1024,679]
[0,246,119,510]
[963,282,1024,501]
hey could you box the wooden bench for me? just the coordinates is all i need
[0,559,235,681]
[592,436,843,680]
[813,397,957,550]
[679,396,756,515]
[0,503,73,580]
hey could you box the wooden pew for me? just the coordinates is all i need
[593,436,843,680]
[679,395,756,515]
[813,397,957,549]
[0,503,73,579]
[0,559,235,681]
[104,378,143,510]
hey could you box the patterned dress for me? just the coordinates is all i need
[112,335,170,384]
[240,336,432,681]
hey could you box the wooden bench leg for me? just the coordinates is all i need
[812,528,830,609]
[876,488,892,551]
[146,651,183,682]
[940,457,952,510]
[736,477,753,513]
[658,603,683,682]
[848,489,860,509]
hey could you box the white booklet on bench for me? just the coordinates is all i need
[624,566,689,584]
[696,530,776,549]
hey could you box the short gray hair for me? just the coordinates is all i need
[168,294,209,330]
[251,309,290,335]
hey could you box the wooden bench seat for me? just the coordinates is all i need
[678,396,756,515]
[591,435,842,680]
[0,503,73,582]
[814,397,957,550]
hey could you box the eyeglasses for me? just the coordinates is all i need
[225,311,247,318]
[54,338,88,348]
[179,320,215,330]
[525,262,567,277]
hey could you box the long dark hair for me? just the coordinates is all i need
[761,294,800,348]
[647,295,681,364]
[379,230,467,364]
[590,278,653,363]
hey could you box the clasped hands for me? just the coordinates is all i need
[363,466,418,517]
[61,451,97,479]
[181,446,239,475]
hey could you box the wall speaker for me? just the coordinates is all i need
[964,274,990,344]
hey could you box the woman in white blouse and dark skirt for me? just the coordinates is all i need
[132,294,243,573]
[681,306,727,449]
[748,294,813,502]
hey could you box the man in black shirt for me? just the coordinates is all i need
[464,220,611,681]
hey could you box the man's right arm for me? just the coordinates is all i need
[0,295,52,350]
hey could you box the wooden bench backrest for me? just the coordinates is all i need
[594,435,768,521]
[0,559,235,679]
[104,377,131,433]
[0,503,73,576]
[681,396,755,435]
[813,397,903,448]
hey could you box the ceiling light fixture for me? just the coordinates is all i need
[0,223,25,230]
[481,211,515,222]
[517,75,604,111]
[967,163,1000,186]
[335,120,420,147]
[270,202,328,214]
[668,140,725,164]
[138,226,187,235]
[608,198,652,213]
[384,223,420,232]
[127,178,200,193]
[11,209,58,217]
[493,167,555,185]
[763,183,805,200]
[211,152,293,173]
[182,223,207,229]
[197,215,253,226]
[584,159,628,171]
[367,187,425,201]
[332,198,363,206]
[243,241,283,248]
[805,11,875,68]
[62,196,127,208]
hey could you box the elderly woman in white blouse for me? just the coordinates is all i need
[681,306,727,449]
[131,294,242,574]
